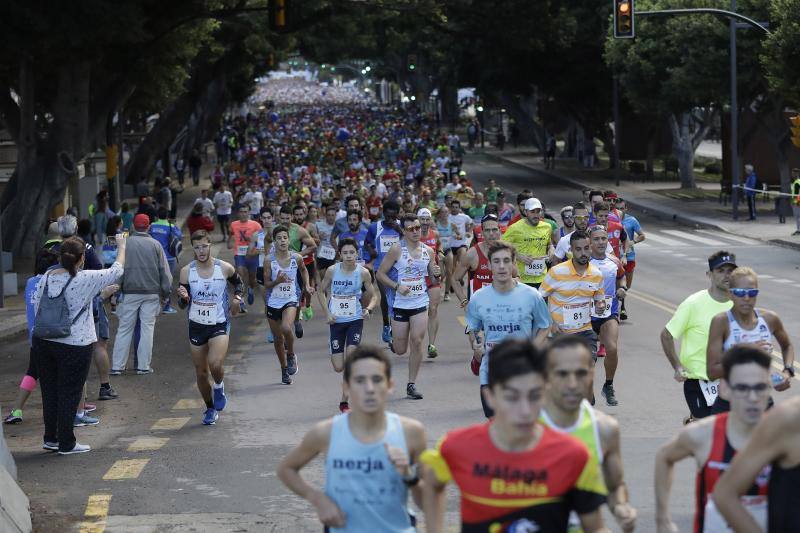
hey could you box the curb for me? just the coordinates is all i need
[477,151,799,246]
[0,317,27,342]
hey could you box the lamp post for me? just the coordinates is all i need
[476,105,485,149]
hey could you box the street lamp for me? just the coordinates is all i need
[476,106,485,149]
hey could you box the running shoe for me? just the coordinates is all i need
[294,320,304,338]
[427,344,439,358]
[247,287,255,305]
[213,384,227,411]
[281,368,292,385]
[470,356,481,377]
[84,403,97,413]
[42,441,58,451]
[443,293,450,302]
[202,408,218,425]
[301,306,314,321]
[601,383,618,406]
[597,344,607,358]
[406,383,423,400]
[109,369,124,376]
[266,330,274,343]
[59,443,91,455]
[136,368,154,375]
[4,409,22,424]
[162,307,178,314]
[98,386,118,400]
[620,308,628,321]
[74,413,100,427]
[382,325,392,344]
[287,353,299,376]
[339,402,350,413]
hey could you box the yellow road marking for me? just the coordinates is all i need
[127,437,169,452]
[172,399,205,410]
[102,459,150,480]
[457,316,466,328]
[150,417,190,431]
[625,291,677,315]
[78,494,111,533]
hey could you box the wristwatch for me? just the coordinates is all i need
[402,464,420,487]
[784,366,795,378]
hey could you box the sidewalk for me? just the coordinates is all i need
[0,150,215,341]
[477,146,800,250]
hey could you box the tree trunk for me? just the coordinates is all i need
[645,134,656,179]
[754,97,792,193]
[669,112,697,189]
[597,124,616,169]
[498,92,545,150]
[439,84,458,132]
[185,75,228,157]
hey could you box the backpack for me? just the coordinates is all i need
[32,273,89,339]
[168,222,182,258]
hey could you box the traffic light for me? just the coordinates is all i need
[270,0,287,31]
[407,54,417,71]
[613,0,635,39]
[791,115,800,149]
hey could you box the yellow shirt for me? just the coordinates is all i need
[502,219,552,284]
[539,260,604,333]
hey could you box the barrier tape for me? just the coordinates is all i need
[733,184,798,198]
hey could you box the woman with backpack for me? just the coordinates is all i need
[30,235,126,455]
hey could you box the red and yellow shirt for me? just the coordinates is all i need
[422,422,606,532]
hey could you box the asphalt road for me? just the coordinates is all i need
[2,152,799,532]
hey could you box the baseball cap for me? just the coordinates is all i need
[708,253,737,271]
[524,197,543,211]
[133,214,151,230]
[416,208,432,218]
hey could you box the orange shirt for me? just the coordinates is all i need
[231,219,262,255]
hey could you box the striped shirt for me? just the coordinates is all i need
[539,260,604,333]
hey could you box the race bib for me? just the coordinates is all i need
[700,379,720,406]
[317,245,336,260]
[380,235,399,253]
[236,245,249,256]
[331,295,357,318]
[703,495,767,533]
[561,302,590,330]
[591,296,614,319]
[400,276,426,298]
[190,301,217,325]
[524,258,547,277]
[272,281,294,300]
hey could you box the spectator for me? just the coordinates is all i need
[111,214,173,375]
[31,236,125,454]
[119,202,134,232]
[157,178,172,214]
[137,196,157,223]
[135,176,150,199]
[744,164,758,220]
[189,149,203,186]
[149,207,183,313]
[174,157,186,185]
[187,203,214,235]
[77,219,93,246]
[169,178,181,219]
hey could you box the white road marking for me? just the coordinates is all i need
[772,279,795,284]
[672,253,688,257]
[695,229,761,245]
[662,230,723,246]
[759,274,774,279]
[643,232,688,247]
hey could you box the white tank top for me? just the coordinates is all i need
[392,243,430,309]
[724,310,772,352]
[255,231,267,267]
[267,254,299,308]
[188,260,228,325]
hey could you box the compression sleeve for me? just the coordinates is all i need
[227,272,244,297]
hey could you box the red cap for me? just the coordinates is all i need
[133,214,150,230]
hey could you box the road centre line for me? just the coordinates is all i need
[103,459,150,480]
[127,437,169,452]
[172,399,205,410]
[78,494,111,533]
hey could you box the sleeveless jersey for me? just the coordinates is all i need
[324,412,414,533]
[589,255,624,319]
[188,260,228,325]
[373,221,400,269]
[255,231,268,267]
[723,310,772,352]
[267,254,299,308]
[468,244,492,298]
[329,264,363,324]
[695,413,769,533]
[315,220,336,262]
[436,221,451,250]
[392,244,430,309]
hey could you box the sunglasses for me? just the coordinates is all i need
[730,288,759,298]
[574,215,589,221]
[404,225,422,232]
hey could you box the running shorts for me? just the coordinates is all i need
[188,320,230,346]
[266,302,298,321]
[591,314,619,335]
[329,320,364,354]
[317,257,336,271]
[392,306,428,322]
[217,214,230,227]
[234,255,258,272]
[624,260,636,273]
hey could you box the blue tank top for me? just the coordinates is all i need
[324,412,414,533]
[329,264,363,323]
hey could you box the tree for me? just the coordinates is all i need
[761,0,800,109]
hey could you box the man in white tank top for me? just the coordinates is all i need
[376,214,442,400]
[706,266,795,413]
[176,230,243,426]
[277,346,427,532]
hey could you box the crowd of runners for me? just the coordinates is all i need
[6,78,798,531]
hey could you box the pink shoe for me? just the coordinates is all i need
[597,344,607,358]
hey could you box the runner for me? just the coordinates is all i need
[248,207,274,287]
[553,203,607,263]
[433,205,454,300]
[228,205,261,309]
[464,241,550,417]
[277,346,427,532]
[278,204,316,339]
[539,230,606,403]
[320,237,378,412]
[501,197,553,288]
[176,230,243,425]
[213,183,234,242]
[706,266,794,413]
[588,226,627,407]
[421,338,608,532]
[264,225,312,385]
[417,208,443,358]
[713,395,800,533]
[446,198,473,271]
[541,335,637,532]
[315,204,339,277]
[660,251,735,422]
[558,205,576,242]
[339,210,371,267]
[655,346,772,533]
[376,214,440,400]
[365,199,401,344]
[592,202,628,264]
[615,197,645,320]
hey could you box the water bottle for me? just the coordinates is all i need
[770,372,783,388]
